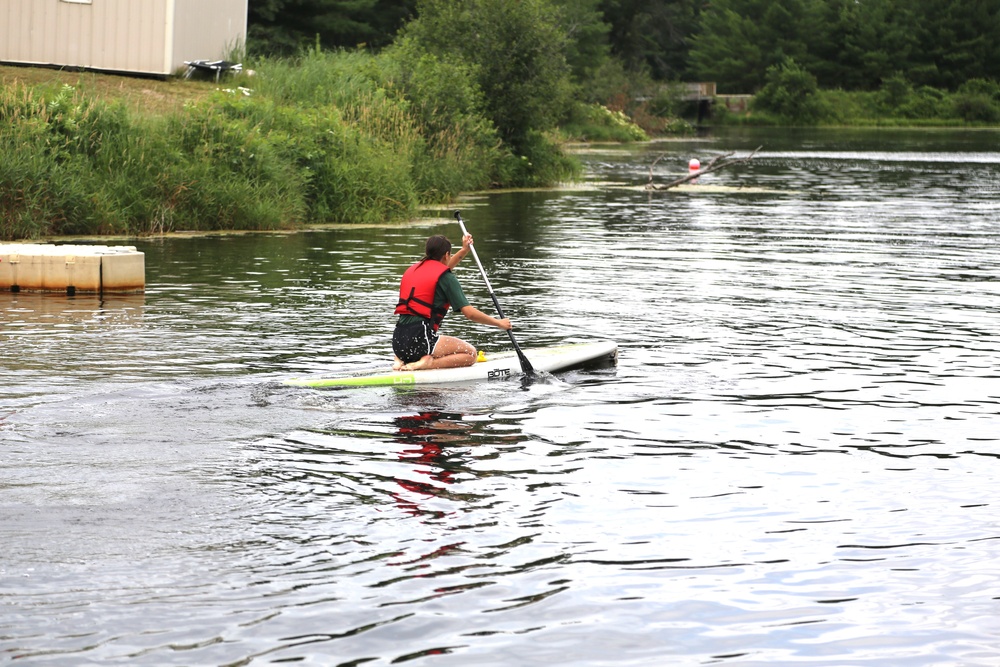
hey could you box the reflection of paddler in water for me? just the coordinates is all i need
[391,411,469,517]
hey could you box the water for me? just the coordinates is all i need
[3,127,1000,666]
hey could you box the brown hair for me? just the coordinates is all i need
[424,235,452,261]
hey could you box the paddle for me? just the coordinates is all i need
[454,211,535,376]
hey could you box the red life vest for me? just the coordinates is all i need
[395,259,451,330]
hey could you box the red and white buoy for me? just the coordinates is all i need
[688,158,701,173]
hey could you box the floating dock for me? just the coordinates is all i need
[0,244,145,294]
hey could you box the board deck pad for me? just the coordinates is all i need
[283,341,618,388]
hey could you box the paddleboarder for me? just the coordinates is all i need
[393,233,512,371]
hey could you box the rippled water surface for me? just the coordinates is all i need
[3,128,1000,666]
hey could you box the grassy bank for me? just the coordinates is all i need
[0,50,592,241]
[9,52,988,242]
[0,65,217,116]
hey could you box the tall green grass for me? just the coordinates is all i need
[0,49,580,241]
[0,83,308,238]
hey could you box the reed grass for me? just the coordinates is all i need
[0,48,580,240]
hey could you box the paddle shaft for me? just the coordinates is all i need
[454,212,535,375]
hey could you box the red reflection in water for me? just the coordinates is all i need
[391,411,467,518]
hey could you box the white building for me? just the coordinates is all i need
[0,0,247,77]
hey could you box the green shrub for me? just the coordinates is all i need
[952,79,1000,123]
[953,93,1000,123]
[957,78,1000,100]
[752,58,826,124]
[647,86,685,120]
[900,86,949,119]
[560,102,648,142]
[878,73,913,113]
[374,44,504,198]
[399,0,575,155]
[493,130,580,187]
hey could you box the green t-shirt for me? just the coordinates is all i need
[397,269,470,326]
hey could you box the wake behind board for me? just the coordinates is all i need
[283,341,617,388]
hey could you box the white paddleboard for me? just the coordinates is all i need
[283,341,618,388]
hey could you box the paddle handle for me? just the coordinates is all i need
[454,211,534,375]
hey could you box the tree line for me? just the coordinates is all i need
[248,0,1000,94]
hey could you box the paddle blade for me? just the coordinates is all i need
[508,331,535,376]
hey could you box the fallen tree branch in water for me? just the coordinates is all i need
[645,145,763,190]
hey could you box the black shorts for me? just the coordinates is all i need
[392,319,439,363]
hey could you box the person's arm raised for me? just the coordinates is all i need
[447,233,473,269]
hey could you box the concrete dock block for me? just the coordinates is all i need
[101,249,146,292]
[0,244,145,294]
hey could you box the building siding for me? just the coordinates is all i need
[173,0,246,67]
[0,0,245,76]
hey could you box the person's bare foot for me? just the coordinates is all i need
[392,356,405,371]
[402,355,432,371]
